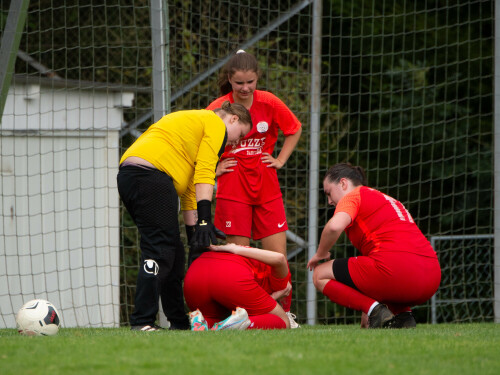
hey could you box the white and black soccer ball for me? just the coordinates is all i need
[16,299,61,336]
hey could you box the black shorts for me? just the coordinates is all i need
[332,258,359,291]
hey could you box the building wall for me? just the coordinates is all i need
[0,80,132,327]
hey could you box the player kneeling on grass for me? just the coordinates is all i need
[307,163,441,329]
[184,243,291,330]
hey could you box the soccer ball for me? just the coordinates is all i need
[16,299,61,336]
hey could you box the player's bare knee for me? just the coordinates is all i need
[270,303,290,329]
[278,308,290,329]
[313,270,330,293]
[312,267,322,288]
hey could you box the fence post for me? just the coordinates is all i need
[494,0,500,324]
[0,0,30,121]
[307,0,323,326]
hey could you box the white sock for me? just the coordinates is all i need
[367,302,380,316]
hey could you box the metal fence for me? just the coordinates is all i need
[0,0,496,327]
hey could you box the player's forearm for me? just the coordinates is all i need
[308,215,348,269]
[195,183,214,202]
[276,127,302,165]
[182,210,197,226]
[316,213,349,256]
[233,245,288,278]
[316,228,340,257]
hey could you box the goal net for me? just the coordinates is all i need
[0,0,494,327]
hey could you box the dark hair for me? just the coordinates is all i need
[324,163,368,186]
[218,51,261,95]
[213,100,252,127]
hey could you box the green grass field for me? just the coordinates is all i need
[1,324,499,375]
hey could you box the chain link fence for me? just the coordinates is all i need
[0,0,494,327]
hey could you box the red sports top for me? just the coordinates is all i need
[207,90,301,204]
[334,186,437,258]
[199,251,288,294]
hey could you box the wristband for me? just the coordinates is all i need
[196,200,212,223]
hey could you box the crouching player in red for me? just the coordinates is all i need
[184,243,291,330]
[307,163,441,329]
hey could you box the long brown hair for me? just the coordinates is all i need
[218,50,261,95]
[324,163,368,186]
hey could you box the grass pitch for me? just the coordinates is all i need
[1,323,499,375]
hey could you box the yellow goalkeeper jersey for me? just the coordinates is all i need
[120,109,227,210]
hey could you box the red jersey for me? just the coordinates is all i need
[207,90,301,204]
[198,251,287,293]
[334,186,436,258]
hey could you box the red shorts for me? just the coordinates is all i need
[348,251,441,307]
[183,252,279,327]
[214,197,288,240]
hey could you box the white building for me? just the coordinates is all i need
[0,75,134,328]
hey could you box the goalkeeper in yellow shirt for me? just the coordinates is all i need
[117,101,252,331]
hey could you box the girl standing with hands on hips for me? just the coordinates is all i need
[206,50,302,327]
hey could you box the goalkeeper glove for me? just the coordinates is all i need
[186,224,200,266]
[189,200,226,250]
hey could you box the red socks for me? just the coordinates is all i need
[248,314,287,329]
[322,279,376,314]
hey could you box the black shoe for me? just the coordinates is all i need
[168,317,190,330]
[169,323,190,330]
[368,304,395,329]
[131,324,164,332]
[391,312,417,328]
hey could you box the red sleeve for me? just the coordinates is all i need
[268,272,288,292]
[206,93,232,110]
[250,259,288,293]
[334,186,362,225]
[263,92,301,135]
